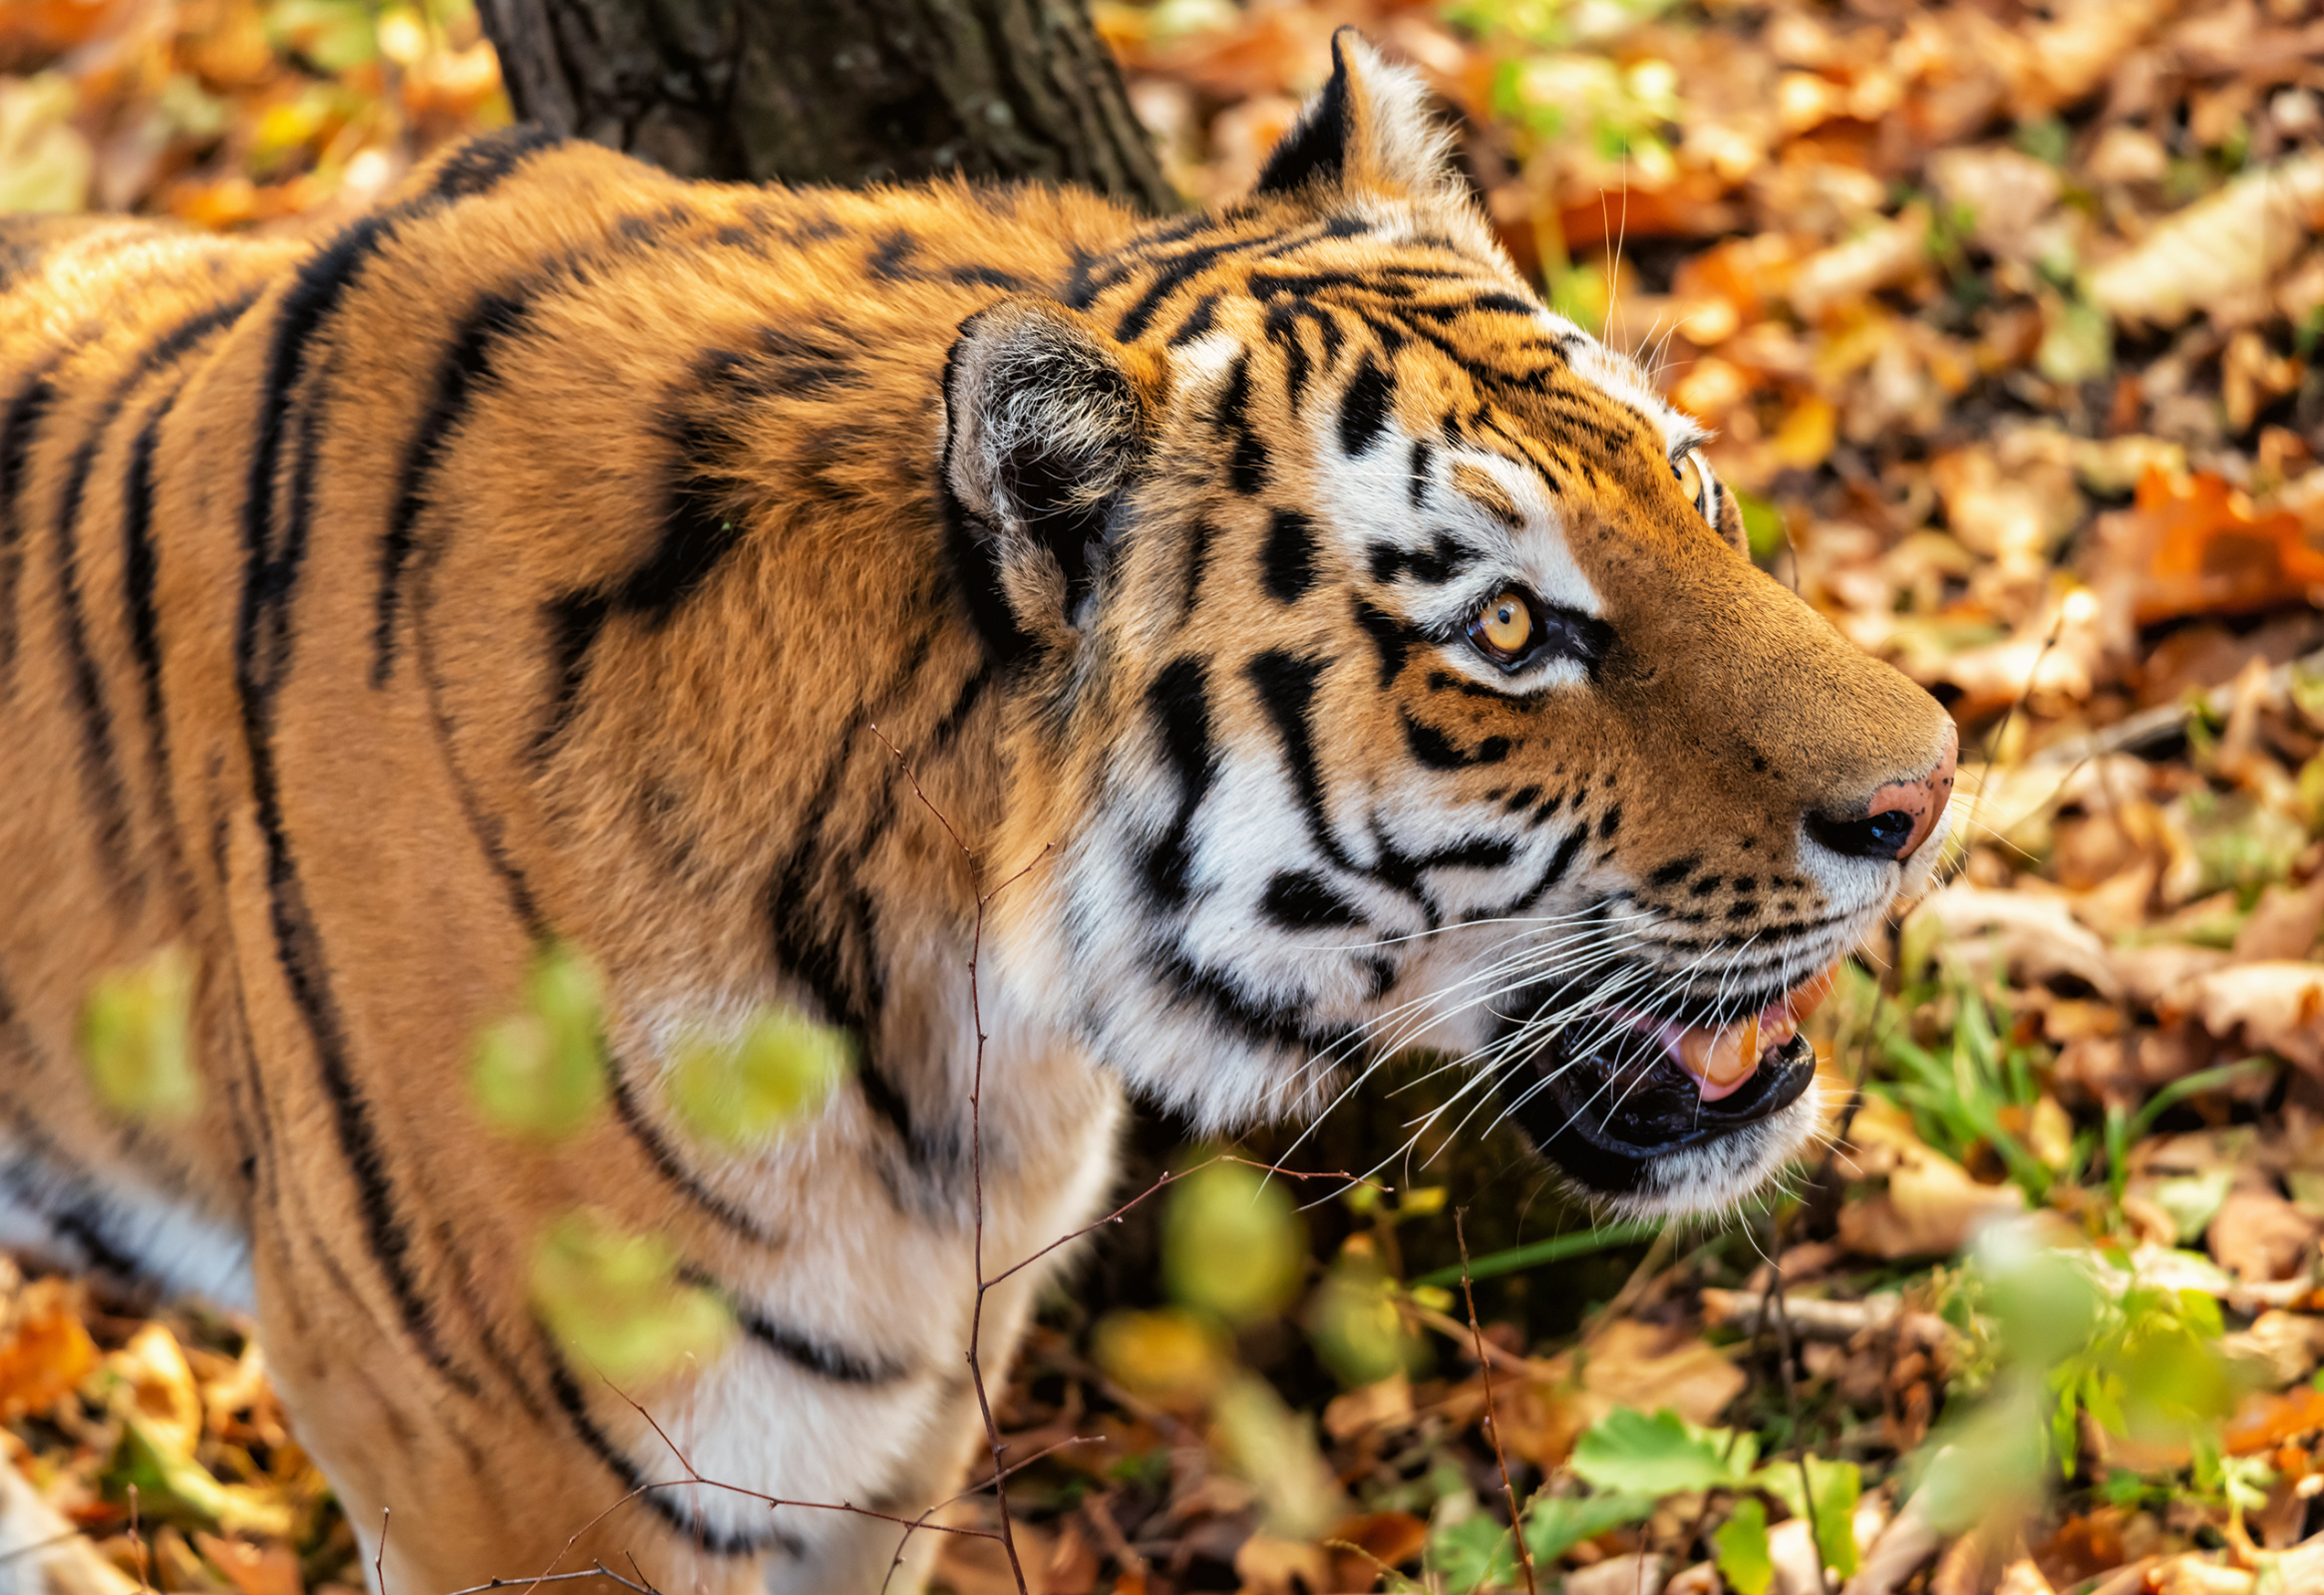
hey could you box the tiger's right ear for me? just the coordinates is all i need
[942,299,1164,647]
[1251,28,1461,203]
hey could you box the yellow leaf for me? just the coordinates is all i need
[667,1004,851,1146]
[1162,1161,1303,1325]
[529,1209,733,1386]
[470,943,607,1140]
[80,944,200,1123]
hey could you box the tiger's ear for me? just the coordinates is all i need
[942,298,1162,637]
[1252,28,1460,202]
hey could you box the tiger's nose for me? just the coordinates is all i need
[1805,721,1959,863]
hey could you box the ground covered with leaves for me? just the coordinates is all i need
[6,0,2324,1592]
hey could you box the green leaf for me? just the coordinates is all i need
[471,942,608,1139]
[1809,1457,1860,1578]
[529,1208,734,1385]
[105,1418,293,1537]
[1162,1162,1304,1325]
[1712,1497,1774,1595]
[1522,1490,1657,1564]
[1424,1512,1514,1595]
[79,944,200,1123]
[1306,1256,1423,1389]
[668,1004,852,1146]
[1570,1408,1749,1496]
[1410,1220,1658,1288]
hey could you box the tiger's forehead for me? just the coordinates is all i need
[1108,216,1704,510]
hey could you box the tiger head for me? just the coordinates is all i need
[950,30,1956,1215]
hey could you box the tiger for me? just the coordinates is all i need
[0,27,1956,1595]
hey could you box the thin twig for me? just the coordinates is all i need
[869,717,1041,1595]
[1762,1217,1830,1595]
[1460,1210,1537,1595]
[127,1483,149,1595]
[376,1506,391,1595]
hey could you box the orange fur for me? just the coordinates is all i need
[0,31,1952,1594]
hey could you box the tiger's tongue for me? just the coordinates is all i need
[1668,965,1836,1102]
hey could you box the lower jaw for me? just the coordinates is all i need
[1499,1031,1821,1197]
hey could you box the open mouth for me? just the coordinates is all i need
[1497,966,1835,1194]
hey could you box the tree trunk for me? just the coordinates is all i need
[472,0,1173,208]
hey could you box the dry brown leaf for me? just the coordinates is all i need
[932,1522,1059,1595]
[2210,1188,2320,1283]
[192,1535,302,1595]
[2173,962,2324,1071]
[2147,1553,2255,1594]
[2234,877,2324,962]
[1327,1510,1427,1587]
[1905,883,2121,995]
[2091,152,2324,330]
[2218,1310,2324,1390]
[1994,1557,2057,1595]
[0,1278,98,1422]
[1320,1371,1410,1441]
[1567,1551,1667,1595]
[1232,1534,1331,1595]
[1575,1318,1746,1430]
[1788,207,1930,323]
[1841,1100,2027,1259]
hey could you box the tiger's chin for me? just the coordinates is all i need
[1498,1023,1826,1219]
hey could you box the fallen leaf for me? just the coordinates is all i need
[2091,152,2324,330]
[2103,467,2324,628]
[2172,962,2324,1071]
[2210,1189,2321,1283]
[193,1533,303,1595]
[0,1278,98,1422]
[1232,1534,1330,1595]
[2223,1384,2324,1455]
[1567,1552,1669,1595]
[2234,876,2324,961]
[1576,1319,1747,1430]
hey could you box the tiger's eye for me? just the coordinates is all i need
[1473,590,1534,658]
[1676,452,1706,510]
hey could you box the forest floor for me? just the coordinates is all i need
[4,1,2324,1592]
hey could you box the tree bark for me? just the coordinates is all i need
[473,0,1172,208]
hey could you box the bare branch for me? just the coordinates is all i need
[1459,1210,1537,1595]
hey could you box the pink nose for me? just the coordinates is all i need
[1864,720,1958,863]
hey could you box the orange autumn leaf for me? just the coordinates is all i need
[2224,1384,2324,1456]
[0,1278,99,1421]
[2126,465,2324,625]
[193,1534,304,1595]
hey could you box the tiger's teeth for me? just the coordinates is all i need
[1667,962,1839,1102]
[1676,1017,1760,1100]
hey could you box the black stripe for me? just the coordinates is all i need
[1259,508,1317,604]
[544,1353,807,1558]
[53,300,253,895]
[425,125,564,200]
[1338,354,1393,457]
[1260,869,1362,930]
[1141,656,1214,911]
[1246,649,1358,877]
[717,1287,910,1386]
[529,351,783,751]
[1148,945,1335,1054]
[374,291,529,685]
[1351,599,1410,689]
[1401,710,1509,770]
[0,371,61,681]
[232,153,545,1390]
[602,1072,785,1248]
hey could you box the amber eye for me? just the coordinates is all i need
[1470,589,1535,661]
[1675,451,1707,513]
